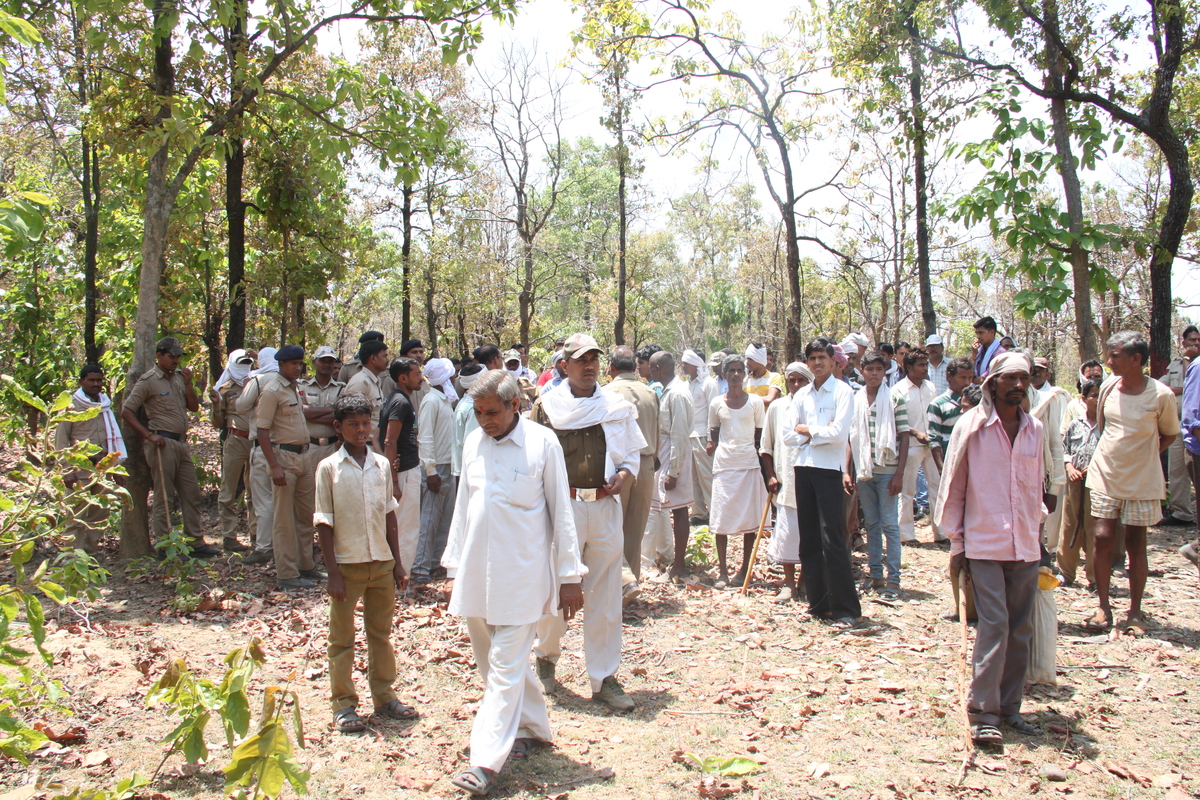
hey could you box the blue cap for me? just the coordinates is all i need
[276,345,305,361]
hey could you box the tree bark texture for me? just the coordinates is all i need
[224,0,247,354]
[904,22,937,339]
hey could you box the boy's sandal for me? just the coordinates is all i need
[509,737,541,759]
[375,699,419,721]
[970,724,1003,744]
[333,707,367,734]
[450,766,494,796]
[1122,614,1150,635]
[880,586,901,600]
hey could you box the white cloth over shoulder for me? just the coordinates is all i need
[72,388,128,462]
[849,386,897,481]
[538,381,647,478]
[442,417,586,625]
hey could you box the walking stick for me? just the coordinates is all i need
[955,565,976,785]
[740,491,777,595]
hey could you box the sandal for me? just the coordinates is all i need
[1082,609,1112,631]
[375,699,419,721]
[333,707,367,734]
[880,585,901,600]
[971,723,1003,744]
[829,617,858,630]
[450,766,494,796]
[1122,614,1150,635]
[1004,714,1042,736]
[509,737,541,759]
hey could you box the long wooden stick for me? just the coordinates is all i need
[741,491,776,595]
[955,567,976,785]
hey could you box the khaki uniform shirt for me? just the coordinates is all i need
[340,361,396,397]
[123,366,191,435]
[531,399,608,488]
[299,376,344,441]
[344,369,385,441]
[606,373,659,459]
[253,375,310,446]
[55,396,109,453]
[1164,357,1189,418]
[234,372,280,436]
[212,381,252,433]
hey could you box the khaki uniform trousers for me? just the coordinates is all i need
[269,447,315,581]
[690,436,714,519]
[1167,433,1196,521]
[619,454,657,584]
[218,434,256,540]
[327,559,397,712]
[1057,478,1126,586]
[144,438,204,542]
[248,448,275,553]
[66,481,109,555]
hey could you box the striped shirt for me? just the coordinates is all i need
[927,390,964,453]
[868,390,910,469]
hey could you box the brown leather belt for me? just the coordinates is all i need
[569,487,611,501]
[229,428,250,439]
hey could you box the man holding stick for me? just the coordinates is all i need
[935,351,1045,744]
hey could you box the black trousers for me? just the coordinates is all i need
[795,465,862,620]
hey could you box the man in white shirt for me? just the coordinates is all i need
[646,352,695,580]
[451,364,485,481]
[531,333,646,712]
[926,334,949,396]
[412,358,458,583]
[894,347,944,543]
[683,349,720,524]
[442,371,585,795]
[784,337,860,627]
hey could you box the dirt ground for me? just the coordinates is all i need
[2,482,1199,800]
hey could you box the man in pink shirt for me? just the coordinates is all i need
[935,351,1045,745]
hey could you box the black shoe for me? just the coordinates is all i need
[1161,514,1193,527]
[299,568,327,580]
[189,543,221,559]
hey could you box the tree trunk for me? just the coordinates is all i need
[401,184,414,342]
[782,209,803,360]
[1042,0,1099,362]
[1150,147,1192,375]
[614,109,628,345]
[224,0,247,353]
[519,237,534,349]
[75,5,101,366]
[904,23,936,338]
[425,273,438,355]
[121,0,176,560]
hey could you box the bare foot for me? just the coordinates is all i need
[1083,607,1112,631]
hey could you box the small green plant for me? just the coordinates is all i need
[149,638,309,800]
[681,753,762,778]
[686,528,714,567]
[49,774,150,800]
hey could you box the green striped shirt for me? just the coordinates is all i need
[928,390,963,452]
[865,388,909,469]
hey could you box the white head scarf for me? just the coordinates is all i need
[838,340,860,356]
[459,367,483,389]
[214,348,254,391]
[423,357,459,402]
[784,361,814,386]
[744,343,768,368]
[251,347,279,377]
[847,332,870,350]
[682,349,706,369]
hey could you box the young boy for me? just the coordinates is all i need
[315,394,418,733]
[846,350,910,597]
[1057,378,1113,588]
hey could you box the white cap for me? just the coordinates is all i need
[924,334,944,346]
[313,345,338,360]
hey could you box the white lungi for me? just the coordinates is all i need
[710,467,768,535]
[395,466,421,573]
[767,502,801,565]
[465,618,552,773]
[534,496,623,693]
[899,446,942,542]
[690,436,713,518]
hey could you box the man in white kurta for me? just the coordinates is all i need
[442,372,585,787]
[644,352,694,579]
[413,358,457,582]
[894,350,944,543]
[530,333,646,712]
[1027,357,1069,549]
[682,349,719,523]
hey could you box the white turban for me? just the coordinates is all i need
[847,332,870,350]
[785,361,814,385]
[459,368,483,389]
[423,357,459,402]
[682,349,706,369]
[744,343,768,367]
[214,348,254,390]
[838,339,860,356]
[251,347,278,377]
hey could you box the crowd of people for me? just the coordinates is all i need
[52,316,1200,795]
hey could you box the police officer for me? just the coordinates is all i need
[300,345,344,473]
[209,349,256,553]
[254,345,325,590]
[121,337,219,558]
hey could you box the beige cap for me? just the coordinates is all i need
[563,333,602,360]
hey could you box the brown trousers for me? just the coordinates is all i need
[620,454,657,583]
[145,438,204,542]
[327,560,397,712]
[66,482,109,555]
[218,433,255,540]
[270,447,315,581]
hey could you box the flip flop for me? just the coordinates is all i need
[450,766,494,796]
[1082,609,1112,631]
[1123,615,1150,635]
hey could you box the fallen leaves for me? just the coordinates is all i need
[1104,761,1152,787]
[81,750,110,768]
[32,723,87,744]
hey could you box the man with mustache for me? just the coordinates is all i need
[935,351,1046,744]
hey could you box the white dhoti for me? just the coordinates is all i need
[899,446,942,542]
[395,466,421,573]
[767,502,801,565]
[710,468,768,536]
[465,618,552,773]
[642,503,673,572]
[534,497,623,693]
[690,436,713,518]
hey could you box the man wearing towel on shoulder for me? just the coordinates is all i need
[531,333,646,712]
